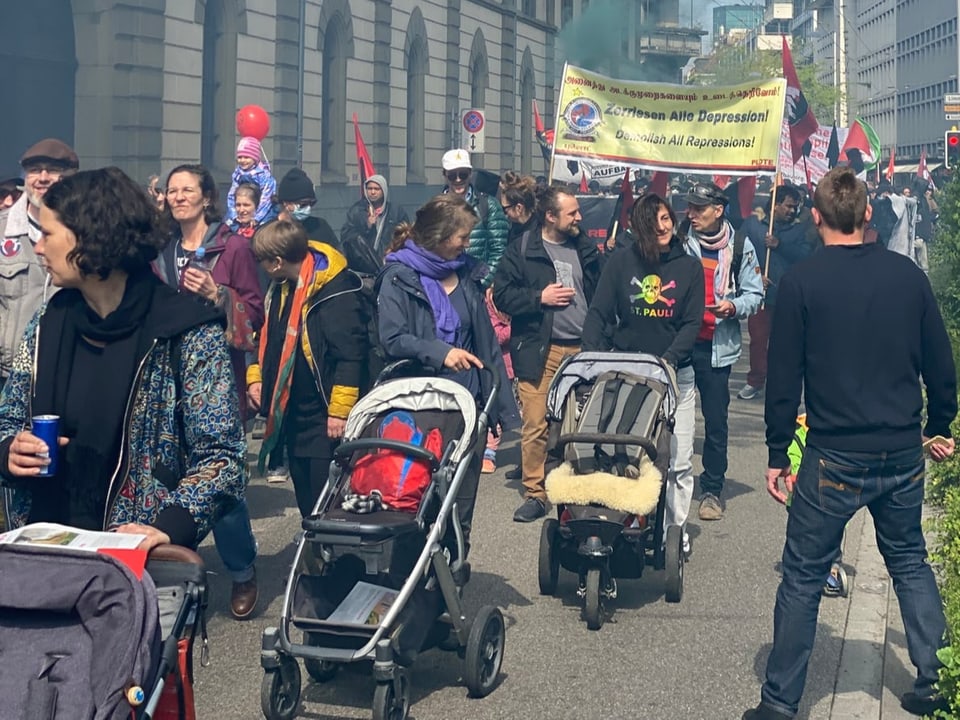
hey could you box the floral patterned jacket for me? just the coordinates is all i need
[0,307,247,547]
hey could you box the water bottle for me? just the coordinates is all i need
[190,245,211,272]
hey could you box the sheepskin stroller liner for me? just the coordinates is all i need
[0,542,207,720]
[260,375,506,720]
[539,352,682,628]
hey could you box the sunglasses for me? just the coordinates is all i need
[446,170,470,182]
[501,202,515,212]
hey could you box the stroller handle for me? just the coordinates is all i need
[556,432,658,462]
[374,358,501,421]
[333,438,441,471]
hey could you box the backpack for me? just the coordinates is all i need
[869,197,899,248]
[348,411,444,512]
[567,371,666,476]
[677,218,748,293]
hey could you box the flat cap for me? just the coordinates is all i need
[20,138,79,169]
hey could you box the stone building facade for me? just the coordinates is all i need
[2,0,575,218]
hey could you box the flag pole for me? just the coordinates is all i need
[761,170,780,311]
[547,63,569,186]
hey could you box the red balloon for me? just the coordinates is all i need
[236,105,270,140]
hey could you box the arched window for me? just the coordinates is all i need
[469,32,489,110]
[321,21,347,177]
[318,0,355,182]
[201,0,240,175]
[405,9,430,184]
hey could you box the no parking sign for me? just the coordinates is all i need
[461,109,485,153]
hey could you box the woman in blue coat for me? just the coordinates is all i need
[376,193,519,554]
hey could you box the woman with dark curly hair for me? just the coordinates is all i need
[153,163,264,619]
[0,167,246,555]
[582,193,704,557]
[499,171,538,243]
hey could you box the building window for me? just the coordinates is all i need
[201,0,239,175]
[469,31,489,110]
[520,50,536,175]
[523,0,536,16]
[321,20,348,177]
[561,0,573,26]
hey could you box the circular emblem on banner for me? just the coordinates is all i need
[463,110,484,133]
[562,98,603,136]
[0,238,21,257]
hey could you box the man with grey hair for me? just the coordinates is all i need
[0,139,79,389]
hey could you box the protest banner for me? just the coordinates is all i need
[550,63,786,180]
[778,122,849,186]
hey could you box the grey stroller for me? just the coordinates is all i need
[539,352,681,629]
[260,374,505,720]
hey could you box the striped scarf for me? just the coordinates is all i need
[257,251,316,472]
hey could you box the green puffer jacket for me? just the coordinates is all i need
[465,189,510,288]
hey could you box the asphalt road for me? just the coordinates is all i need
[192,358,852,720]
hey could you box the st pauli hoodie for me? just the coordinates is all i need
[582,240,705,367]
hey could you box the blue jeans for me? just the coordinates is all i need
[762,445,945,716]
[691,342,731,497]
[212,499,257,583]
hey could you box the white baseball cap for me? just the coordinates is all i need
[441,149,472,172]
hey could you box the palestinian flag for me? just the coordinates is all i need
[840,118,881,171]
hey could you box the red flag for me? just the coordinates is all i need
[782,36,818,163]
[579,171,589,193]
[918,148,936,190]
[533,100,552,165]
[649,172,670,198]
[738,176,757,220]
[352,113,376,197]
[617,167,634,230]
[884,147,895,182]
[713,175,731,189]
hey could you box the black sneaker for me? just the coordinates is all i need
[504,466,522,481]
[741,703,793,720]
[513,498,546,523]
[900,691,950,716]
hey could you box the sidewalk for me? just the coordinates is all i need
[828,510,927,720]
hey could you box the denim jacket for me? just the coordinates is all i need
[683,220,764,368]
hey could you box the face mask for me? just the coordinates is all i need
[292,206,313,221]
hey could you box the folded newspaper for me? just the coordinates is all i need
[326,581,399,625]
[0,522,146,551]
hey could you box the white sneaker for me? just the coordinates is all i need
[737,383,763,400]
[266,466,290,484]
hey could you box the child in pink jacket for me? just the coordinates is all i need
[484,294,513,473]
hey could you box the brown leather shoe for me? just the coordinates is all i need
[230,571,258,620]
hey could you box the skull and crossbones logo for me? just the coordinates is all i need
[631,275,676,306]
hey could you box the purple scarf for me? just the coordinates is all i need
[385,239,470,343]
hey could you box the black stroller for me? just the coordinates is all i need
[0,538,208,719]
[260,373,505,720]
[538,352,681,630]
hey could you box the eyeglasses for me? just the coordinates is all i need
[501,202,515,212]
[446,170,470,182]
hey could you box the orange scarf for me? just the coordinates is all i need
[257,251,316,471]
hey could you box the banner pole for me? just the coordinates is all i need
[547,63,569,186]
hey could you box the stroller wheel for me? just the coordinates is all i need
[372,671,410,720]
[303,633,339,683]
[584,568,604,630]
[464,606,506,698]
[664,525,684,603]
[537,519,560,596]
[260,656,301,720]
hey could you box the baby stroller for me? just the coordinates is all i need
[260,372,505,720]
[0,539,208,719]
[539,352,680,630]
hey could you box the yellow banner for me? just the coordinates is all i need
[551,64,787,176]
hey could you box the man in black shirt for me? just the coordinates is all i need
[744,167,957,720]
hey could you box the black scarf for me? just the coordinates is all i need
[31,269,158,529]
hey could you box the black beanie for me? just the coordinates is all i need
[277,168,316,203]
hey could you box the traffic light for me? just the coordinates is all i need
[946,129,960,169]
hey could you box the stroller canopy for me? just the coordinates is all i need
[344,377,478,464]
[546,352,679,422]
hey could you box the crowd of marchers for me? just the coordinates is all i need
[0,134,954,718]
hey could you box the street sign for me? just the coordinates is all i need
[944,94,960,118]
[461,109,485,154]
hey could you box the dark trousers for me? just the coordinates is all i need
[746,306,771,388]
[288,455,333,518]
[691,341,731,497]
[761,445,944,716]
